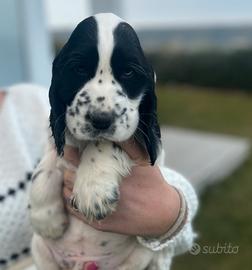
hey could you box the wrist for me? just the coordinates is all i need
[151,184,181,237]
[137,179,181,238]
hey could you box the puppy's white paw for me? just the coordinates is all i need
[72,180,119,221]
[30,202,68,239]
[72,141,131,221]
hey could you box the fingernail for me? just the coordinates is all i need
[84,261,98,270]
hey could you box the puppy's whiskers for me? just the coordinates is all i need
[139,112,157,117]
[136,126,150,143]
[139,118,148,128]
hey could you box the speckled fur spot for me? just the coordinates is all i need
[97,96,105,102]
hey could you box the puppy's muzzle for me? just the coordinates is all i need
[88,111,115,130]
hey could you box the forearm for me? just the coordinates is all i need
[137,166,198,253]
[132,166,181,238]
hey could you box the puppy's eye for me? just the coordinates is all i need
[75,64,87,76]
[121,68,134,79]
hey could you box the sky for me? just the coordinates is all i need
[45,0,252,30]
[125,0,252,27]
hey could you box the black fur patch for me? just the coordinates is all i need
[116,90,125,97]
[111,22,161,165]
[80,91,87,97]
[75,106,80,114]
[68,109,75,116]
[77,99,84,106]
[83,96,91,104]
[121,108,127,115]
[49,16,99,155]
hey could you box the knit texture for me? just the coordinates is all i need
[0,84,49,269]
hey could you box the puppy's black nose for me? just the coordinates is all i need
[89,111,114,130]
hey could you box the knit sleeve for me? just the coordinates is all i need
[137,167,198,254]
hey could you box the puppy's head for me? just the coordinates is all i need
[49,13,161,165]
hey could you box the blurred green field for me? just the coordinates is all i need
[156,85,252,270]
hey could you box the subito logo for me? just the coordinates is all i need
[189,243,201,255]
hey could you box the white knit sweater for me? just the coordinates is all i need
[0,84,49,269]
[0,84,198,270]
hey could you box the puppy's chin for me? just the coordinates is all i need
[66,111,139,143]
[67,125,136,143]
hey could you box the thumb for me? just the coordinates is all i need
[117,138,150,165]
[83,262,98,270]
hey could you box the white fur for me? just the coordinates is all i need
[72,141,132,220]
[96,13,123,71]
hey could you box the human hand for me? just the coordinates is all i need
[63,140,180,237]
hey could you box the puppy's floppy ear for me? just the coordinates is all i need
[49,59,66,156]
[136,68,161,165]
[48,16,98,155]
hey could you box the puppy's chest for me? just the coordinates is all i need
[45,218,136,270]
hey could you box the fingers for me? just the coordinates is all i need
[62,186,88,222]
[63,145,80,167]
[62,186,72,203]
[63,145,78,191]
[117,138,150,165]
[63,170,75,190]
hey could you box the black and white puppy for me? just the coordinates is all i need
[29,13,164,270]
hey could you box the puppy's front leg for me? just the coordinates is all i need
[72,141,132,221]
[29,149,68,239]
